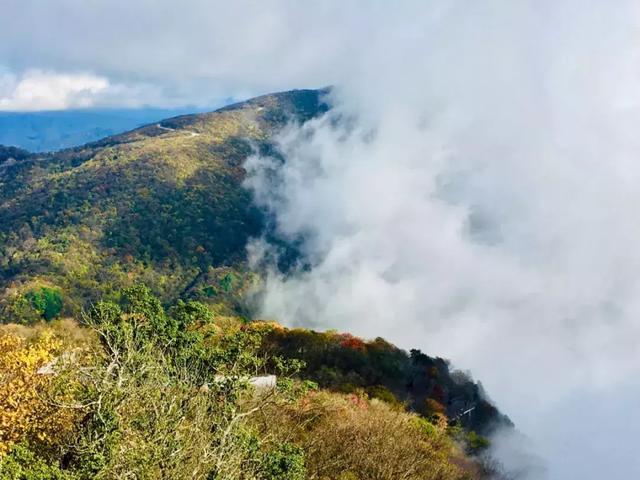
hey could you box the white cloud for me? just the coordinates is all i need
[0,70,178,111]
[243,2,640,478]
[0,70,109,111]
[0,1,377,106]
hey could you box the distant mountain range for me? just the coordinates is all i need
[0,107,223,152]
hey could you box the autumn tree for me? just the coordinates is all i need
[0,330,76,455]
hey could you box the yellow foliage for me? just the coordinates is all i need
[245,320,285,332]
[0,330,77,455]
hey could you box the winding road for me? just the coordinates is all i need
[156,123,201,138]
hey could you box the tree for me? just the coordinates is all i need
[0,442,71,480]
[24,288,63,321]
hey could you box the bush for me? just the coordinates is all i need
[65,285,308,479]
[366,385,402,408]
[0,443,71,480]
[0,286,501,479]
[260,443,306,480]
[466,430,491,452]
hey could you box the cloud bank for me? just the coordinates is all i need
[242,2,640,478]
[0,0,354,109]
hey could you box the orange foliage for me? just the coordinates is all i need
[425,398,447,416]
[337,333,366,351]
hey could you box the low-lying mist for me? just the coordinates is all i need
[243,2,640,478]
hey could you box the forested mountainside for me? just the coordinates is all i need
[0,90,512,479]
[0,89,326,318]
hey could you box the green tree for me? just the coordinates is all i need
[24,288,63,321]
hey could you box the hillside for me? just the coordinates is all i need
[0,286,509,479]
[0,89,327,319]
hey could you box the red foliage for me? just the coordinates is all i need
[338,333,366,352]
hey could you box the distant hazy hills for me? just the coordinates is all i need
[0,107,219,152]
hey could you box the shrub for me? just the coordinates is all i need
[0,286,500,479]
[366,385,402,408]
[466,430,491,452]
[425,398,447,416]
[260,443,306,480]
[66,286,307,480]
[0,443,71,480]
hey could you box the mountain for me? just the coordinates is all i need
[0,89,328,318]
[0,89,512,477]
[0,107,218,152]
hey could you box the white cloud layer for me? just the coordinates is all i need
[0,70,109,111]
[4,1,640,478]
[0,70,176,111]
[242,2,640,478]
